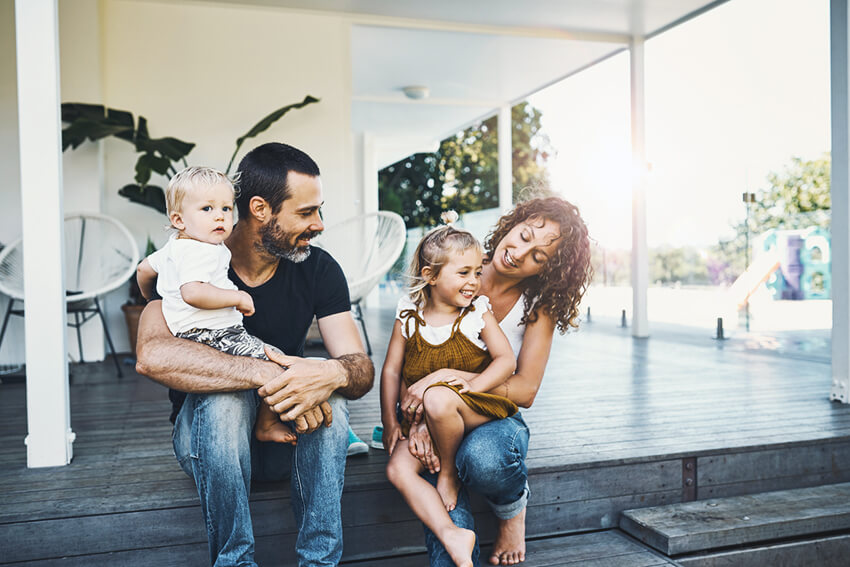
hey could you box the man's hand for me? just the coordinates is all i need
[258,346,345,422]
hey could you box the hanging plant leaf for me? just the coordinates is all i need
[225,95,319,174]
[118,184,167,214]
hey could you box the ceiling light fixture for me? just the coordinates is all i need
[401,85,429,100]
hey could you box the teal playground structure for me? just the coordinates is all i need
[757,227,831,300]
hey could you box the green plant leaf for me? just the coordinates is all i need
[107,109,136,142]
[62,119,135,151]
[135,136,195,162]
[61,103,136,149]
[136,116,150,141]
[225,95,319,173]
[134,153,172,186]
[118,184,167,214]
[61,103,106,123]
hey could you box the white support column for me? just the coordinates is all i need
[361,132,379,215]
[498,104,512,213]
[15,0,74,465]
[630,37,649,338]
[831,0,850,403]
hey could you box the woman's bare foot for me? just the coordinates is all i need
[442,526,476,567]
[255,420,297,445]
[489,507,526,565]
[436,470,461,511]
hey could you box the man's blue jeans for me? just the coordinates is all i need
[173,389,349,567]
[424,412,530,567]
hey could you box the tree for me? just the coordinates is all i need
[379,101,552,228]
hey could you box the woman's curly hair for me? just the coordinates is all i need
[484,195,592,334]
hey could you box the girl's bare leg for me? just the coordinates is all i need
[423,386,492,512]
[387,446,476,567]
[254,403,296,444]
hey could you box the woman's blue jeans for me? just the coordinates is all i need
[424,412,530,567]
[172,389,349,567]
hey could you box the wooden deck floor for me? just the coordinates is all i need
[2,290,849,565]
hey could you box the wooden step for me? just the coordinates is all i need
[6,531,678,567]
[675,533,850,567]
[619,482,850,556]
[344,531,681,567]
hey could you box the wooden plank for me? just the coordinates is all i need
[675,533,850,567]
[698,441,850,496]
[620,483,850,555]
[5,531,678,567]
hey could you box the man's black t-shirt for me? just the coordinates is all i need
[168,247,351,422]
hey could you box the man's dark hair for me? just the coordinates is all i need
[235,142,320,216]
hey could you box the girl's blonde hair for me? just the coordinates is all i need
[166,166,239,218]
[407,224,482,308]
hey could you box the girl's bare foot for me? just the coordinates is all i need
[437,470,461,511]
[255,421,297,445]
[442,526,476,567]
[489,507,526,565]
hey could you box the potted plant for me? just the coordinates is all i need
[62,96,320,353]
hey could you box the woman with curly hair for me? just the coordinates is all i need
[399,194,592,566]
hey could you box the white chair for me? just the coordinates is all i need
[314,211,406,355]
[0,213,140,377]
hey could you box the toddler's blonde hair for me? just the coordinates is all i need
[166,166,238,218]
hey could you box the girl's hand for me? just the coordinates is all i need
[383,421,405,455]
[443,375,471,394]
[408,422,440,474]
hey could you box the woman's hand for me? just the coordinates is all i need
[399,381,431,424]
[382,421,405,455]
[408,422,440,474]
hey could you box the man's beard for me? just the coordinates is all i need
[259,219,321,263]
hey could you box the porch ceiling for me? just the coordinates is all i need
[184,0,727,166]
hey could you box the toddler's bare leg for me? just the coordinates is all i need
[423,386,492,512]
[386,445,475,567]
[254,402,297,445]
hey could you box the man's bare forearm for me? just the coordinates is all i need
[333,352,374,400]
[135,301,278,393]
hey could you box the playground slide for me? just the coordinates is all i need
[728,248,781,309]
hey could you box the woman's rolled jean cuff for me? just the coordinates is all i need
[488,481,530,520]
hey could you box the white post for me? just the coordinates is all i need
[362,132,379,216]
[831,0,850,403]
[15,0,74,465]
[630,37,649,338]
[361,132,380,307]
[498,104,512,213]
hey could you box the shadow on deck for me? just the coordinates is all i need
[1,291,849,565]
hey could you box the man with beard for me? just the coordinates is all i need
[135,143,374,567]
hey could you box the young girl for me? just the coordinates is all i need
[381,216,518,567]
[136,166,294,445]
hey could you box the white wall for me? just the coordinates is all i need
[0,0,356,361]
